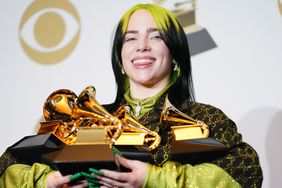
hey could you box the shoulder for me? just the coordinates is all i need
[178,100,227,120]
[178,100,242,145]
[186,100,234,127]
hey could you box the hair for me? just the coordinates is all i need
[110,3,195,109]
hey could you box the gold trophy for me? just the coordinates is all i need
[154,0,217,55]
[114,105,161,150]
[159,96,226,163]
[37,86,161,174]
[9,85,224,174]
[160,96,209,140]
[37,86,225,173]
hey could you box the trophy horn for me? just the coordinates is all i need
[40,89,80,144]
[114,105,161,150]
[43,89,77,122]
[160,96,209,140]
[71,86,123,143]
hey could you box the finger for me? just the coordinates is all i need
[97,174,127,187]
[100,185,113,188]
[99,180,114,188]
[115,156,136,170]
[60,175,72,184]
[115,156,129,168]
[67,180,89,188]
[68,180,88,188]
[51,171,71,184]
[99,169,129,182]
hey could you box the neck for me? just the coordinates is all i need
[129,78,169,99]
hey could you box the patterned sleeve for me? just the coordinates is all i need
[144,161,241,188]
[189,103,263,188]
[0,163,53,188]
[0,151,18,176]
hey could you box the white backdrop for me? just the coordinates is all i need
[0,1,281,187]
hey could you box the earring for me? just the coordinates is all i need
[121,67,125,75]
[172,59,178,71]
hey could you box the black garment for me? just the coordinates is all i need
[0,94,263,187]
[105,94,263,188]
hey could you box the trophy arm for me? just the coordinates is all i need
[197,120,209,137]
[144,131,161,150]
[115,105,161,150]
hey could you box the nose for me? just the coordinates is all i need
[137,38,151,52]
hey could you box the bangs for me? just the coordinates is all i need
[120,4,180,34]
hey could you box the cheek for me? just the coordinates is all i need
[162,46,170,57]
[121,48,132,73]
[160,49,171,63]
[121,45,131,63]
[160,47,172,70]
[153,43,170,58]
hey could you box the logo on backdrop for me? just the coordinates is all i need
[19,0,80,64]
[278,0,282,16]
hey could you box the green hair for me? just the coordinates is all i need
[120,4,180,34]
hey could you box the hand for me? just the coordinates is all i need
[46,171,88,188]
[97,156,147,188]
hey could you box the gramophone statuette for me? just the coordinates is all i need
[160,96,209,140]
[18,86,222,175]
[38,85,161,150]
[38,86,210,151]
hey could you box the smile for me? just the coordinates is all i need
[131,56,156,65]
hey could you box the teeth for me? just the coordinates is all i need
[132,59,153,64]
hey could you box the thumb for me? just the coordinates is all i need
[115,155,136,170]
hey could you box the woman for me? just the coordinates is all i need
[97,3,263,188]
[0,3,262,188]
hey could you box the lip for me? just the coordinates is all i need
[131,56,156,68]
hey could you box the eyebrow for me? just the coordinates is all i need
[124,27,159,35]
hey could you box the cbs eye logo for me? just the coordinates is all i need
[19,0,80,64]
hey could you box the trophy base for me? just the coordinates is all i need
[8,134,64,165]
[116,138,227,165]
[170,138,228,164]
[7,134,227,175]
[42,144,118,175]
[185,25,217,56]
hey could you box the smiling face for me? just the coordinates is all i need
[121,9,172,91]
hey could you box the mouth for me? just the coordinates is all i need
[131,56,156,68]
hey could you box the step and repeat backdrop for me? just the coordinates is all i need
[1,0,282,187]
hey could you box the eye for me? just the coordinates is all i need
[19,1,80,64]
[149,32,163,40]
[150,35,163,40]
[124,36,137,42]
